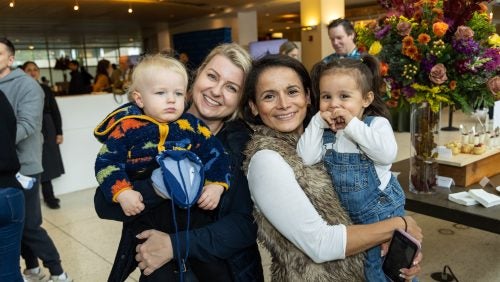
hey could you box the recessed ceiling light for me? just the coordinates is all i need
[286,26,290,30]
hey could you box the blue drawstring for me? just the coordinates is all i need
[171,161,191,282]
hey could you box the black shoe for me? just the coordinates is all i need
[45,199,61,209]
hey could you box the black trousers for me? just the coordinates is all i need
[20,174,63,275]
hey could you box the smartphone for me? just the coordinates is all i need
[382,229,421,282]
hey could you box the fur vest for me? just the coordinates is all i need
[243,126,365,282]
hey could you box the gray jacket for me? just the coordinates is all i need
[0,68,44,175]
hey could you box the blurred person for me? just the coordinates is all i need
[68,60,91,94]
[323,18,361,63]
[93,59,112,93]
[0,37,72,282]
[110,63,124,93]
[178,51,195,88]
[279,41,300,60]
[41,76,50,86]
[0,89,25,282]
[23,61,65,209]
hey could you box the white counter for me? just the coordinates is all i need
[52,93,127,195]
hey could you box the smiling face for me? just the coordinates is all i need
[23,62,40,80]
[249,66,310,135]
[188,54,244,123]
[133,68,187,123]
[328,25,356,56]
[319,72,373,120]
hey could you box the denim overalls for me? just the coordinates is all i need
[323,116,406,282]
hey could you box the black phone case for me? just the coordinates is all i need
[382,229,420,282]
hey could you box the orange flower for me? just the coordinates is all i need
[449,80,457,90]
[432,22,449,37]
[391,89,401,100]
[432,8,443,20]
[386,100,399,108]
[417,33,431,44]
[404,45,418,57]
[402,36,414,48]
[380,62,389,76]
[478,2,488,13]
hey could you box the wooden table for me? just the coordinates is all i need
[393,159,500,234]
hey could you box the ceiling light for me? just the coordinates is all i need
[74,0,79,11]
[9,1,15,8]
[128,2,133,14]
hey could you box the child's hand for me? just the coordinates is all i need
[330,108,354,131]
[197,184,224,210]
[320,110,335,129]
[116,189,145,216]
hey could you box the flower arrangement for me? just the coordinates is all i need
[355,0,500,114]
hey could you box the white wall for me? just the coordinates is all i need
[52,94,127,195]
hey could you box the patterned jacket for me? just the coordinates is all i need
[94,102,230,202]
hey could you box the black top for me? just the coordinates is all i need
[68,70,92,94]
[41,84,63,135]
[0,89,22,189]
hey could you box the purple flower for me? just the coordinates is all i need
[481,48,500,72]
[375,25,391,40]
[452,38,480,56]
[402,86,416,98]
[421,56,436,74]
[455,59,472,74]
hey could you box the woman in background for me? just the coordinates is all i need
[22,61,65,209]
[279,41,300,60]
[93,59,112,92]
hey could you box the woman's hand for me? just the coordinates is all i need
[56,134,63,144]
[135,229,174,275]
[380,236,423,281]
[400,252,423,281]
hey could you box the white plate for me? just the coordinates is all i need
[496,186,500,193]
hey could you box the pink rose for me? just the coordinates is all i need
[429,64,448,85]
[454,26,474,40]
[397,21,412,36]
[487,76,500,96]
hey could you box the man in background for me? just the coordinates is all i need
[68,60,91,94]
[322,18,361,63]
[0,37,72,282]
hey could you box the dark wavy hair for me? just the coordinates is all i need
[95,59,111,81]
[310,54,390,120]
[240,54,316,128]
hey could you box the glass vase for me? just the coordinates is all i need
[409,102,439,194]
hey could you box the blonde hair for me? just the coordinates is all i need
[127,54,188,101]
[193,43,252,121]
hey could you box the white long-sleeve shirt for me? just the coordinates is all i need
[297,112,398,191]
[247,149,347,263]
